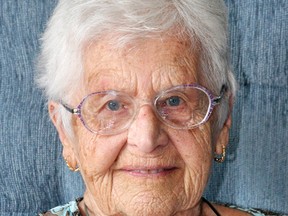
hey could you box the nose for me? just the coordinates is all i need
[127,105,168,153]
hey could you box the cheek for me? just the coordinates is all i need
[171,125,213,163]
[74,128,127,178]
[169,125,213,194]
[72,131,130,214]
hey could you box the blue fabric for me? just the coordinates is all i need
[204,2,288,214]
[0,0,287,215]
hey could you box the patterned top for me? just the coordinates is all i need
[38,198,83,216]
[38,198,271,216]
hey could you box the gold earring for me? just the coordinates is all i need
[64,158,80,172]
[214,145,226,163]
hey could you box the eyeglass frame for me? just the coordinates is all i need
[62,83,227,135]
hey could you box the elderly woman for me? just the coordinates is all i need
[37,0,265,215]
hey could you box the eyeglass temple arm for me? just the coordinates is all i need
[213,84,228,104]
[62,104,80,115]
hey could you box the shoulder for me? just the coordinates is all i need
[38,198,83,216]
[203,198,266,216]
[214,203,283,216]
[214,204,266,216]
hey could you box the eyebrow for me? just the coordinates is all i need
[86,69,135,94]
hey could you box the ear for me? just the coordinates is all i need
[215,112,232,154]
[48,101,78,169]
[215,96,233,155]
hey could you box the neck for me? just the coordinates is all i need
[80,202,208,216]
[80,193,212,216]
[84,203,90,216]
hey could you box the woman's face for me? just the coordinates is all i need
[53,37,228,215]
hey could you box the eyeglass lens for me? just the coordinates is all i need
[79,86,211,134]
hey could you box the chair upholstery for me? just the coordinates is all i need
[0,0,287,215]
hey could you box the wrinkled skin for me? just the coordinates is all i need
[49,36,232,216]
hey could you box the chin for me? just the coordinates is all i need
[108,175,198,216]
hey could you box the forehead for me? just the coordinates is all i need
[82,36,200,94]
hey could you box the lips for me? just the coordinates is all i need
[122,167,177,176]
[130,168,165,174]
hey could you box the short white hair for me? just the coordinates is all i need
[37,0,237,135]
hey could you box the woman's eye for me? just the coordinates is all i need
[166,96,182,106]
[107,100,121,111]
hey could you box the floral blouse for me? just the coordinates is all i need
[38,197,276,216]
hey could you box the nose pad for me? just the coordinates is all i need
[127,105,168,153]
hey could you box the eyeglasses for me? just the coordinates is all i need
[62,83,227,135]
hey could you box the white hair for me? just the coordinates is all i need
[37,0,237,136]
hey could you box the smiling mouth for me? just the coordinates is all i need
[131,168,166,174]
[124,167,177,176]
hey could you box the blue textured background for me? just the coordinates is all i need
[0,0,287,215]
